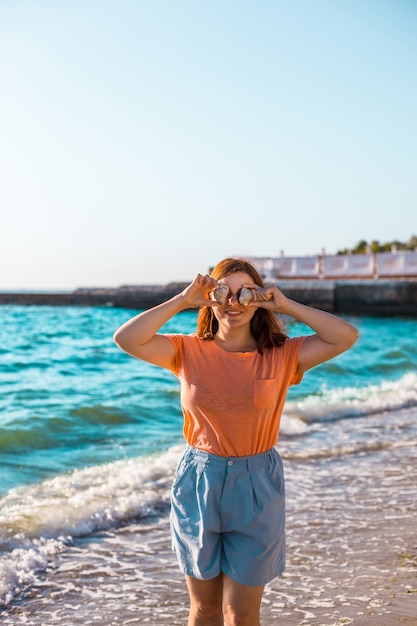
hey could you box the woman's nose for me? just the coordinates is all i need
[228,292,240,304]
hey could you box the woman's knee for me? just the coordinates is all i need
[223,605,261,626]
[222,575,263,626]
[189,601,223,620]
[186,574,224,623]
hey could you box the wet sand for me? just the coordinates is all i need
[2,421,417,625]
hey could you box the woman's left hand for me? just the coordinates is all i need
[243,284,288,312]
[246,283,359,374]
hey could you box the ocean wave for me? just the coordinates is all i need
[282,372,417,428]
[0,446,183,606]
[0,403,181,454]
[283,436,417,462]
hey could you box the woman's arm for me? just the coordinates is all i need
[113,274,218,369]
[250,285,359,374]
[279,298,359,374]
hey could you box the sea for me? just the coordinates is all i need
[1,305,417,625]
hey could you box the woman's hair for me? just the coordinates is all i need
[197,258,287,353]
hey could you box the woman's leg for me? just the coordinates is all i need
[185,573,265,626]
[222,574,264,626]
[185,574,224,626]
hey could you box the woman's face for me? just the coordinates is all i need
[211,271,258,330]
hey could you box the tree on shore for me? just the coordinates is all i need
[337,235,417,255]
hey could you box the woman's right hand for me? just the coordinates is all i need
[114,272,219,370]
[180,274,220,309]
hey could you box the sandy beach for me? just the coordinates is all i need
[2,408,416,626]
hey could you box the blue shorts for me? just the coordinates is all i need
[170,446,286,586]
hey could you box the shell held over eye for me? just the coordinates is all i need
[238,287,253,306]
[213,284,229,305]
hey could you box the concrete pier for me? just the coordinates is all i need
[0,280,416,316]
[333,280,417,316]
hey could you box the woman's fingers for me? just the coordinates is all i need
[184,274,220,307]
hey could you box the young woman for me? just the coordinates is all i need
[114,257,359,626]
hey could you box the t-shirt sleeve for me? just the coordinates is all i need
[165,334,184,376]
[286,335,308,385]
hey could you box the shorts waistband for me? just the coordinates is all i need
[183,445,279,471]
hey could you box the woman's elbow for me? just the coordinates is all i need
[113,327,128,350]
[345,325,360,349]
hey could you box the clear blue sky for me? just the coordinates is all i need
[1,0,416,289]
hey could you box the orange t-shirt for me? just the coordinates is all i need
[167,334,306,457]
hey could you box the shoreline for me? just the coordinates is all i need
[0,279,416,315]
[2,410,417,625]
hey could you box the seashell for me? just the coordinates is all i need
[213,284,229,305]
[238,287,253,306]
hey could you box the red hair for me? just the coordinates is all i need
[197,258,287,353]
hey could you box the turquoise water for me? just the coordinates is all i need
[0,305,416,608]
[0,306,192,492]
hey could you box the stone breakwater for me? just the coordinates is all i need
[0,280,416,316]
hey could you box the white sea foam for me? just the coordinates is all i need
[0,537,66,606]
[0,445,184,606]
[283,372,417,424]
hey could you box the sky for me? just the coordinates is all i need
[0,0,416,289]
